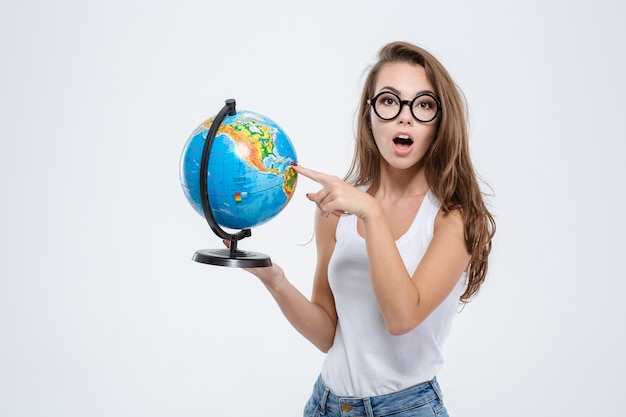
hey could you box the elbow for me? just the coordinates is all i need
[316,341,333,353]
[385,318,421,336]
[318,345,331,354]
[384,297,424,335]
[386,325,413,336]
[314,333,335,353]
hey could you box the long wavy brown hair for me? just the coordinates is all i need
[344,41,496,303]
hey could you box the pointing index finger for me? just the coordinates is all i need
[291,162,332,185]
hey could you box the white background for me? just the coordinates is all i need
[1,0,625,415]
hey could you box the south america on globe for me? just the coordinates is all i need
[180,109,298,231]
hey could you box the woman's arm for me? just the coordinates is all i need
[362,207,469,335]
[294,163,469,336]
[241,208,338,352]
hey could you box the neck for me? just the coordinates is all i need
[376,161,429,201]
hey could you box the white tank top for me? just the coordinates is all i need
[320,190,466,397]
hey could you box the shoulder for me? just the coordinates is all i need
[434,208,465,239]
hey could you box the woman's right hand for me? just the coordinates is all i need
[243,263,287,291]
[222,240,286,290]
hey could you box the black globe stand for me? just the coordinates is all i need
[192,98,272,268]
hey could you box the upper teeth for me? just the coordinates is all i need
[397,135,410,139]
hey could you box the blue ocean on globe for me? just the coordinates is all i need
[180,110,298,230]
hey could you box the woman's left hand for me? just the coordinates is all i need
[292,163,379,219]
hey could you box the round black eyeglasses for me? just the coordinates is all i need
[367,91,441,123]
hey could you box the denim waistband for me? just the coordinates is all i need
[311,375,444,417]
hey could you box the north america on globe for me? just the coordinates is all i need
[180,110,298,230]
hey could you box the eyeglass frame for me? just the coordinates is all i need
[367,91,441,123]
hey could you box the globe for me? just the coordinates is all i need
[179,107,298,231]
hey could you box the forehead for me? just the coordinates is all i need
[374,62,434,95]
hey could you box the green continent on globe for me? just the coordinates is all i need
[200,115,297,197]
[282,164,297,195]
[205,116,282,177]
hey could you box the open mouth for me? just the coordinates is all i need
[393,135,414,147]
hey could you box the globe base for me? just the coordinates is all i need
[192,248,272,268]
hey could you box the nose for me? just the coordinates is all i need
[397,102,413,124]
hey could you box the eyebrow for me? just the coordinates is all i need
[377,86,435,97]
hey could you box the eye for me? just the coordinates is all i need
[415,100,430,109]
[376,92,400,107]
[413,96,437,111]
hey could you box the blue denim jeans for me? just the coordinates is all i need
[303,375,449,417]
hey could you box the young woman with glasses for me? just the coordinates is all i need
[241,41,495,417]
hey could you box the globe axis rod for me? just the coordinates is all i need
[195,98,272,267]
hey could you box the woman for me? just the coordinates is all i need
[244,41,495,416]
